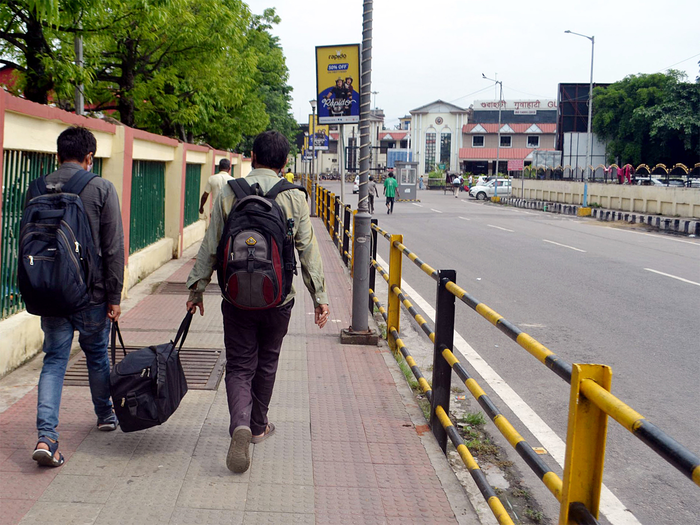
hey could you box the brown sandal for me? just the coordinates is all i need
[251,423,275,444]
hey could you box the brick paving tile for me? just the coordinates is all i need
[314,486,385,518]
[368,442,431,465]
[373,463,444,490]
[0,500,35,525]
[0,470,57,500]
[313,460,379,488]
[311,440,373,464]
[169,508,244,525]
[378,487,456,521]
[165,258,196,283]
[18,501,103,525]
[242,512,314,525]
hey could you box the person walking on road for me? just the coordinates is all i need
[200,158,233,215]
[419,175,424,190]
[452,173,463,197]
[26,127,125,467]
[368,175,379,214]
[186,131,329,474]
[285,168,294,184]
[384,172,399,214]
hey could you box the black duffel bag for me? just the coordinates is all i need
[110,312,192,432]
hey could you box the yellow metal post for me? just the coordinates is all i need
[386,234,403,352]
[559,363,611,524]
[330,192,336,238]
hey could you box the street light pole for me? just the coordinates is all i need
[309,99,317,217]
[483,74,503,197]
[565,30,595,207]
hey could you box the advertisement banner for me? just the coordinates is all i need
[308,114,330,151]
[316,44,360,124]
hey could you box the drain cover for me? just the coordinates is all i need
[64,347,225,390]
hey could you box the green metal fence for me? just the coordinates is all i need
[183,163,201,227]
[1,150,57,319]
[129,160,165,254]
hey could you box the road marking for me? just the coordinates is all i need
[459,217,470,221]
[431,209,443,214]
[644,268,700,287]
[412,203,423,207]
[607,227,700,246]
[376,255,640,525]
[487,224,514,232]
[543,239,586,252]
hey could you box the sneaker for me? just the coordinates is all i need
[227,425,252,473]
[97,413,119,432]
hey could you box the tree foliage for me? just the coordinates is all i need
[0,1,296,151]
[592,72,700,166]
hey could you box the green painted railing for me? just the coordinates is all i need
[129,160,165,254]
[183,163,201,227]
[1,150,57,319]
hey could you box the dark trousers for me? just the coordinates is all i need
[368,195,375,214]
[386,196,395,213]
[221,299,294,436]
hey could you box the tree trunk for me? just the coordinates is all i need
[117,39,136,127]
[23,15,53,104]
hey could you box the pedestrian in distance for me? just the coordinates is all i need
[285,168,294,184]
[453,173,463,198]
[368,175,379,214]
[21,126,125,467]
[419,175,424,190]
[200,158,233,215]
[383,172,399,214]
[186,131,330,474]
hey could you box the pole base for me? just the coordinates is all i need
[340,328,379,346]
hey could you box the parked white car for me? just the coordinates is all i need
[353,175,359,194]
[469,179,512,200]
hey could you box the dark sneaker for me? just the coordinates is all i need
[97,413,119,432]
[227,425,252,473]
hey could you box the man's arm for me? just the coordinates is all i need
[100,184,125,321]
[186,192,226,315]
[199,192,209,214]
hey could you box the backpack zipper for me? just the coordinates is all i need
[56,228,85,286]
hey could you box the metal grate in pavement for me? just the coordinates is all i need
[64,347,225,390]
[153,282,221,295]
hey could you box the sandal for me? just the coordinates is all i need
[32,437,65,467]
[251,423,275,444]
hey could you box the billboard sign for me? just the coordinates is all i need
[507,159,524,171]
[307,114,330,151]
[316,44,360,124]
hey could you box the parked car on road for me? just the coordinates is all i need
[634,177,685,187]
[469,179,512,200]
[353,175,359,194]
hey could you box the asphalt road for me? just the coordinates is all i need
[319,180,700,525]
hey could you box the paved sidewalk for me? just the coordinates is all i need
[0,218,479,525]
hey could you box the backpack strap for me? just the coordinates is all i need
[62,169,97,195]
[227,178,253,201]
[27,176,48,199]
[265,179,309,200]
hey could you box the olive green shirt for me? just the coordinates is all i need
[186,168,328,308]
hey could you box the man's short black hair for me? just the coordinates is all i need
[219,158,231,172]
[57,126,96,163]
[253,131,289,170]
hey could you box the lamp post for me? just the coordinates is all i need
[309,99,317,217]
[482,74,503,197]
[565,30,594,207]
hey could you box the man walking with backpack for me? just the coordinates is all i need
[185,131,329,474]
[20,126,124,467]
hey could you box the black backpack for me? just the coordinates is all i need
[109,313,191,433]
[216,178,306,310]
[18,169,100,317]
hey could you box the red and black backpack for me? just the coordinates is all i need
[216,178,306,310]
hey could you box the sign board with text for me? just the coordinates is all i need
[507,159,525,171]
[316,44,360,124]
[474,99,557,112]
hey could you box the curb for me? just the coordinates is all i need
[498,197,699,237]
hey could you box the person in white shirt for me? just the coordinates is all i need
[200,159,234,214]
[452,174,463,197]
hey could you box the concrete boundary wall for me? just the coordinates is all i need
[512,180,700,218]
[0,91,251,377]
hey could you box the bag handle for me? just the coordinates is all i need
[172,311,194,352]
[110,321,127,367]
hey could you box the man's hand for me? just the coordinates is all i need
[187,301,204,316]
[315,304,329,329]
[107,304,121,323]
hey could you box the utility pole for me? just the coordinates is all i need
[310,100,317,216]
[342,0,377,344]
[74,33,84,115]
[483,74,502,197]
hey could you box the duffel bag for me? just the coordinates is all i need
[110,312,192,432]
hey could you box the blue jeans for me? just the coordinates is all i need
[37,303,113,441]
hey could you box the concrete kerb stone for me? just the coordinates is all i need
[499,197,698,236]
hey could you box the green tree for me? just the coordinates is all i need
[592,71,699,166]
[236,8,298,155]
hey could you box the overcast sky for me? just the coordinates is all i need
[245,0,699,129]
